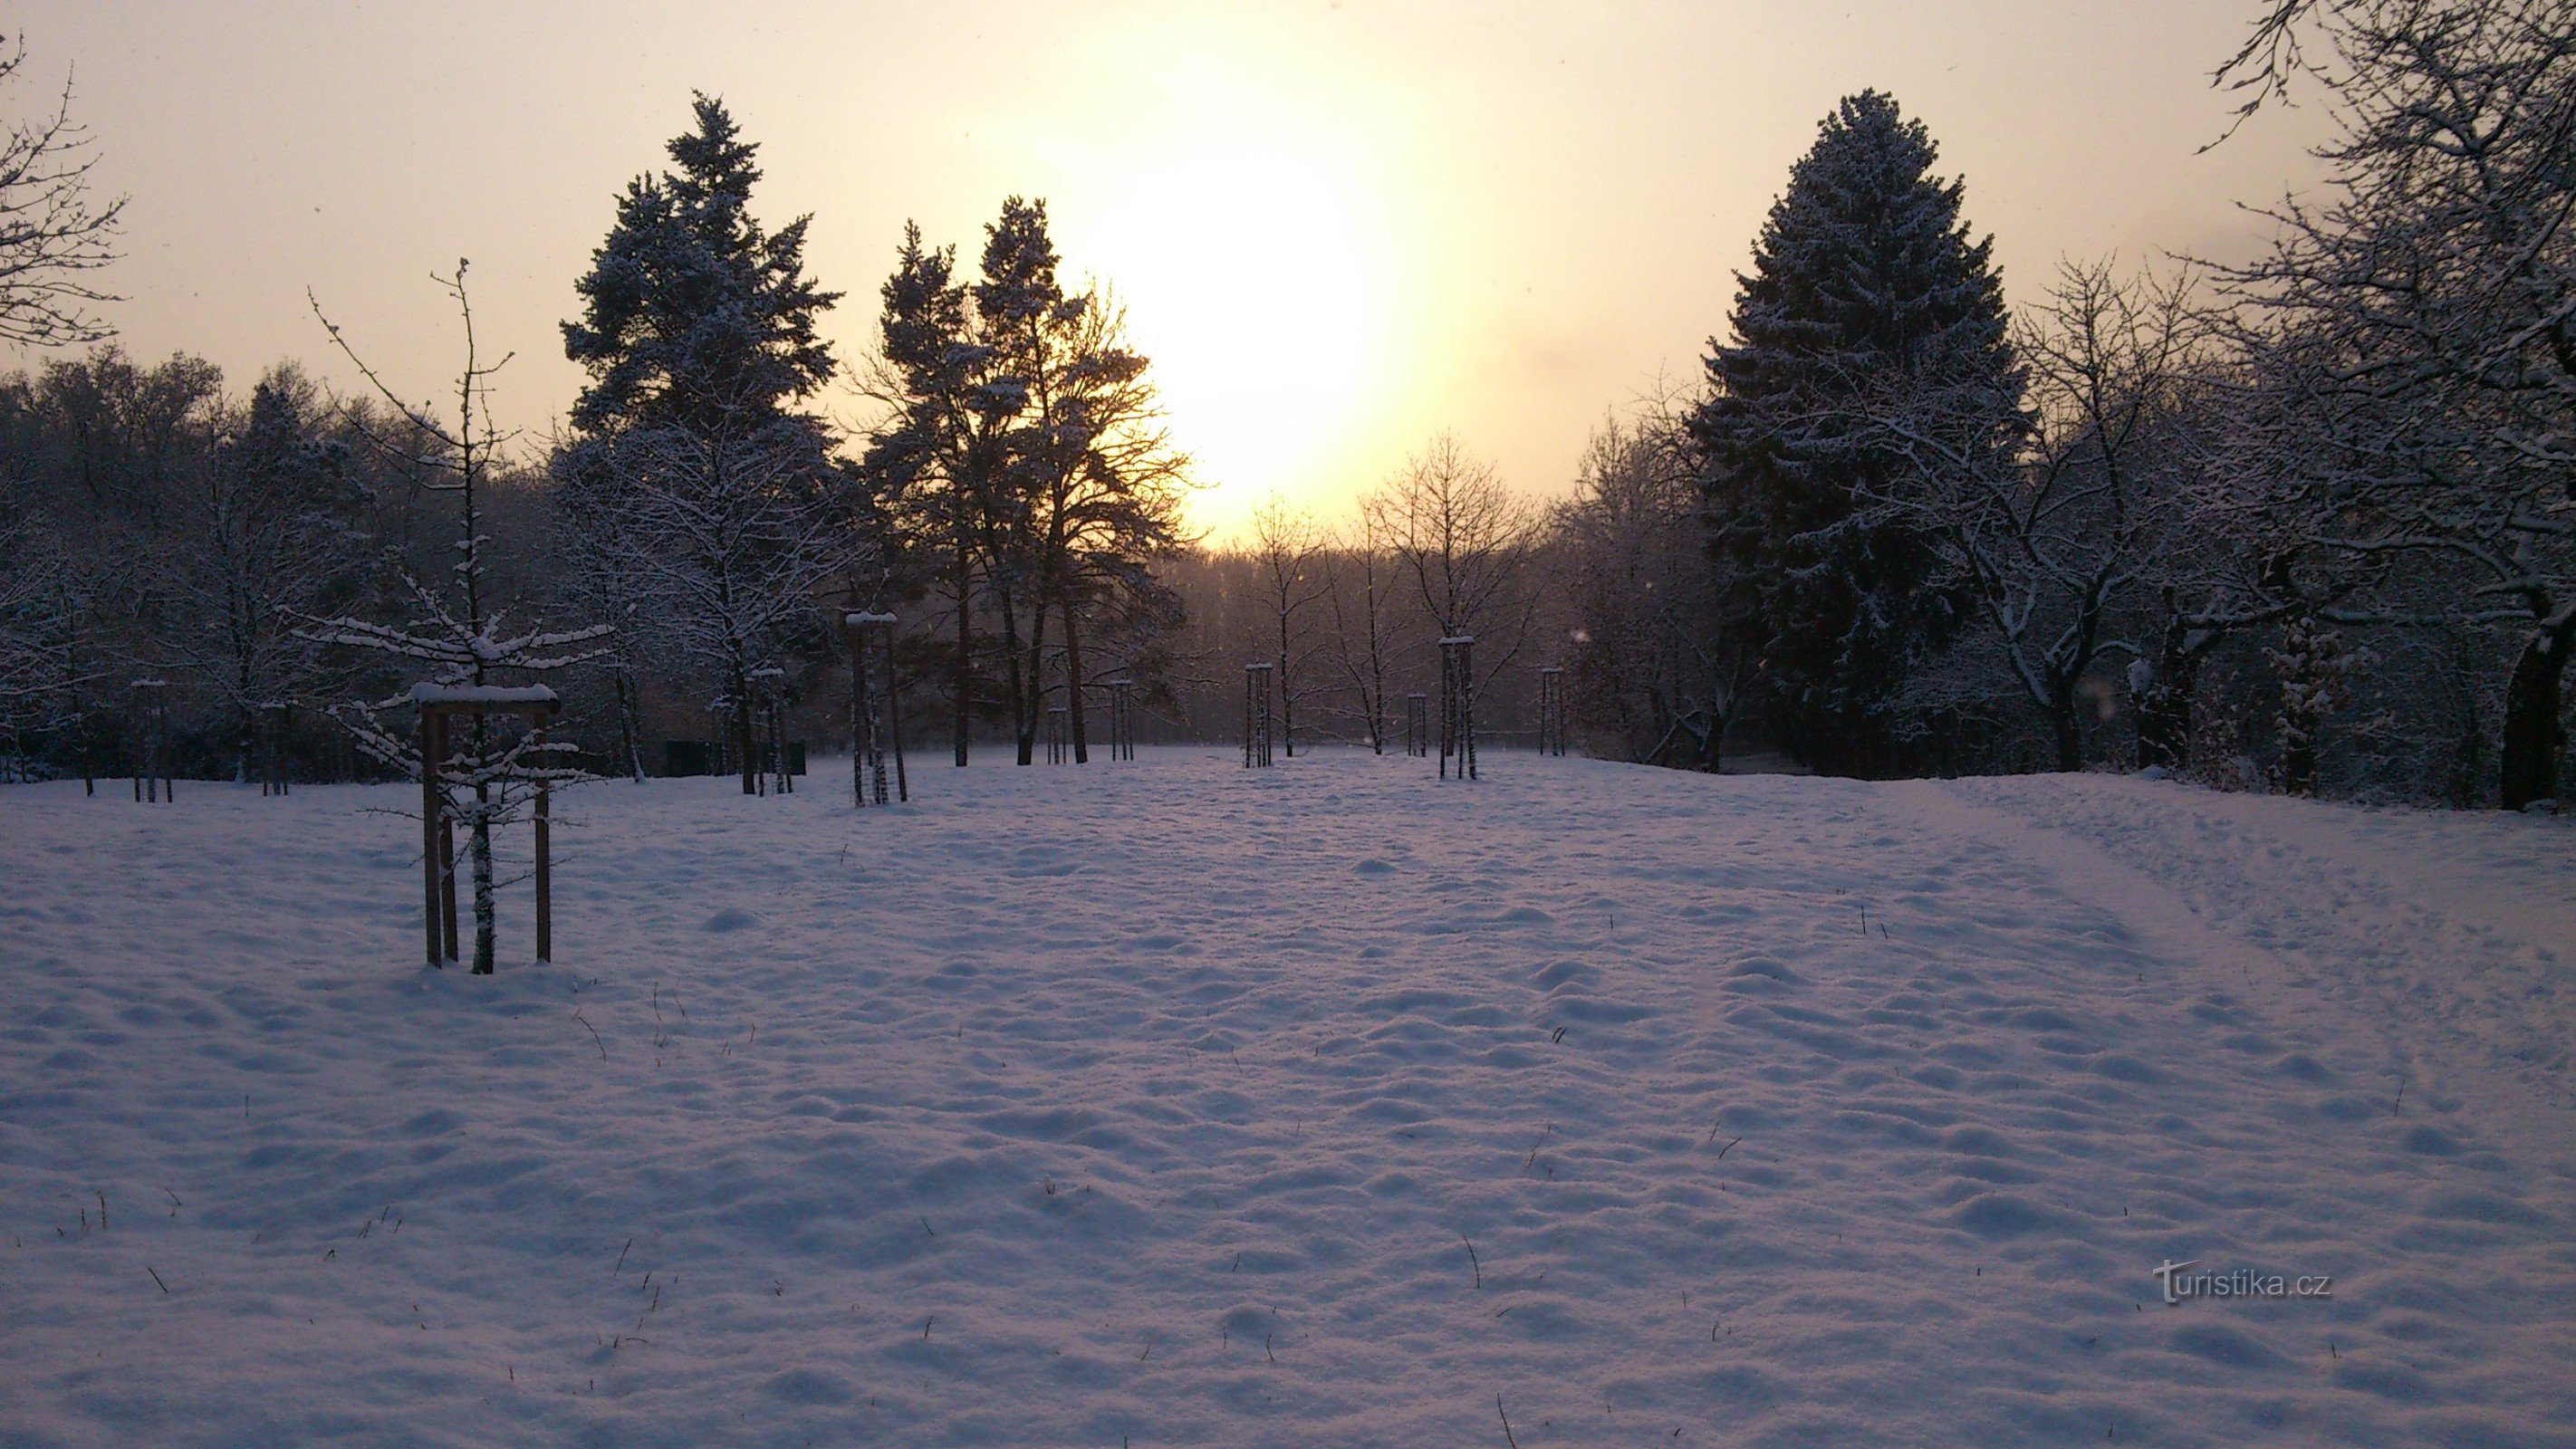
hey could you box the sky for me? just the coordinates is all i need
[17,2,2330,540]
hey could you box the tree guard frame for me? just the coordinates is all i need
[749,666,793,796]
[1536,667,1567,757]
[130,679,175,802]
[1405,692,1428,758]
[842,612,908,807]
[259,701,294,795]
[1101,678,1137,762]
[415,686,560,970]
[1438,637,1477,781]
[1243,663,1274,768]
[1045,706,1069,764]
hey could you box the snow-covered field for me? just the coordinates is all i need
[3,749,2571,1448]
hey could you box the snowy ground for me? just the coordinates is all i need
[2,749,2572,1448]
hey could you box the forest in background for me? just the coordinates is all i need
[1,0,2569,811]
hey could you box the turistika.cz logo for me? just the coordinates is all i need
[2150,1260,2333,1306]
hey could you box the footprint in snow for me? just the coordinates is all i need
[702,907,760,933]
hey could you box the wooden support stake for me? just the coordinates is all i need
[533,724,552,964]
[435,715,459,963]
[888,666,908,802]
[420,706,442,967]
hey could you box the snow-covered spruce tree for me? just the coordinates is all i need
[1689,90,2024,777]
[303,263,607,974]
[558,95,845,796]
[2214,0,2576,807]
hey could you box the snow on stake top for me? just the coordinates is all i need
[1438,636,1476,646]
[845,611,899,626]
[407,682,561,709]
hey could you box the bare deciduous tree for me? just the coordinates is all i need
[562,397,855,792]
[1374,433,1543,686]
[2215,0,2576,806]
[303,264,607,974]
[1323,507,1403,753]
[1246,494,1329,756]
[159,369,370,780]
[1556,408,1754,769]
[1858,260,2217,769]
[0,506,74,727]
[0,34,123,348]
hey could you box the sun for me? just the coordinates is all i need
[1037,36,1420,542]
[1080,138,1395,537]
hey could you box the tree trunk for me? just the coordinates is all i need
[1018,602,1047,766]
[2498,612,2572,810]
[614,667,645,782]
[995,590,1024,765]
[2134,654,2192,772]
[2134,600,2214,772]
[469,796,497,974]
[952,542,972,767]
[2282,728,2319,798]
[1062,597,1090,763]
[734,667,757,795]
[2049,688,2083,773]
[1275,600,1296,758]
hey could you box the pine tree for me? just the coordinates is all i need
[1688,90,2023,776]
[557,95,851,795]
[973,197,1067,766]
[866,198,1189,767]
[860,222,1006,767]
[562,94,836,437]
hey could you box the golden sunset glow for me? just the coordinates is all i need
[1034,24,1427,539]
[26,0,2326,543]
[1075,133,1399,537]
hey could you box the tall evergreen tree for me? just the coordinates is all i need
[861,222,1008,767]
[1689,90,2023,775]
[973,197,1066,766]
[557,95,851,794]
[866,198,1189,767]
[562,94,836,437]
